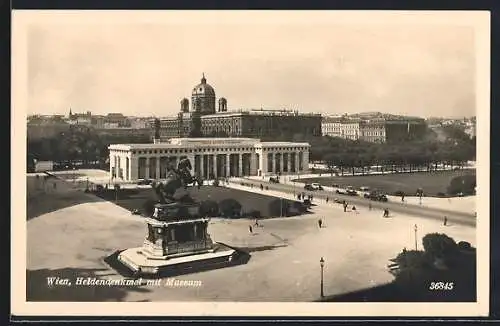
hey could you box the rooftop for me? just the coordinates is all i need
[159,109,321,121]
[108,137,309,150]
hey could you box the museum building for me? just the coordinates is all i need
[155,74,322,139]
[108,137,310,181]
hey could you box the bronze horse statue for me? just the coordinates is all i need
[153,158,198,202]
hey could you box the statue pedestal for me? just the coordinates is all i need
[117,202,239,277]
[141,217,215,259]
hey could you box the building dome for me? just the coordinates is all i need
[192,73,215,97]
[191,73,216,114]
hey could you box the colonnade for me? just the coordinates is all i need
[111,152,255,181]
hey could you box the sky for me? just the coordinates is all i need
[24,12,478,118]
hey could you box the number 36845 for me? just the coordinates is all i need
[429,282,454,290]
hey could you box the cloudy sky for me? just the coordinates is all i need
[24,11,478,118]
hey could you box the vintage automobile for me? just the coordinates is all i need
[304,183,323,191]
[364,191,388,202]
[311,183,324,190]
[137,179,152,185]
[269,176,280,183]
[337,186,358,196]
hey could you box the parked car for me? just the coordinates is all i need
[337,186,358,196]
[359,186,370,191]
[311,183,324,190]
[269,176,280,183]
[336,188,347,195]
[346,186,358,196]
[131,209,141,215]
[137,179,152,185]
[364,191,388,202]
[304,183,314,190]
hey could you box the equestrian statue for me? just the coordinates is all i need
[152,158,200,203]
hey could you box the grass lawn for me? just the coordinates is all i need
[92,185,305,218]
[296,170,475,197]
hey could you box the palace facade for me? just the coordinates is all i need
[109,137,310,181]
[321,114,427,143]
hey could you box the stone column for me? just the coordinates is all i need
[213,155,217,179]
[295,152,300,173]
[116,156,120,179]
[259,152,266,176]
[287,153,291,173]
[238,153,243,177]
[279,152,284,174]
[226,153,231,177]
[200,155,205,179]
[129,157,138,181]
[156,157,161,180]
[270,152,275,174]
[145,157,150,179]
[303,149,310,173]
[109,152,114,178]
[188,153,195,174]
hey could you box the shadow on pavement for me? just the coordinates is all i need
[26,267,151,302]
[26,188,106,221]
[104,248,251,279]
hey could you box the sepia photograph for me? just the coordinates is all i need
[12,10,490,317]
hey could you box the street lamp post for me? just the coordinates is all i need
[320,257,325,298]
[414,224,418,250]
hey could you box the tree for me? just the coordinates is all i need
[324,153,338,175]
[422,233,458,259]
[447,175,476,195]
[219,198,242,218]
[199,200,219,217]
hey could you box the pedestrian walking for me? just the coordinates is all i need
[260,184,264,191]
[383,208,389,218]
[343,201,348,212]
[401,194,405,202]
[318,219,323,228]
[249,225,253,233]
[443,216,448,226]
[254,218,259,227]
[297,194,301,200]
[326,196,329,203]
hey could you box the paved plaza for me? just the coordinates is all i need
[26,171,476,302]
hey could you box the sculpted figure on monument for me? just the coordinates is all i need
[153,158,195,202]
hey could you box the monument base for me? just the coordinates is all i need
[114,242,244,278]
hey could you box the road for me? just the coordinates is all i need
[230,178,476,227]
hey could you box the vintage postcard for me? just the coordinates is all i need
[12,10,490,317]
